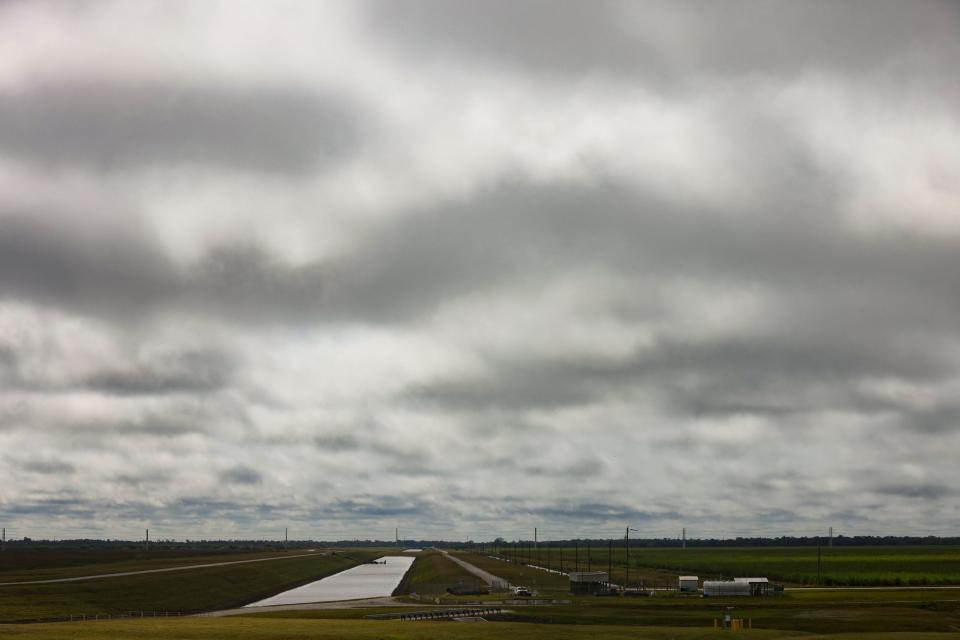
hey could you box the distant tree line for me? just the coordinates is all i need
[4,534,958,549]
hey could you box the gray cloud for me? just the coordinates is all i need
[1,1,958,540]
[366,0,960,89]
[0,213,328,324]
[0,81,361,174]
[17,458,76,475]
[219,465,263,486]
[84,349,234,396]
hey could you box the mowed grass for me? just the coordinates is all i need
[0,547,328,583]
[393,551,482,595]
[449,551,567,591]
[7,616,960,640]
[244,588,960,634]
[0,550,379,622]
[486,545,960,587]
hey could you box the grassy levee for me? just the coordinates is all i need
[392,550,480,596]
[0,550,379,622]
[0,548,328,583]
[450,551,567,591]
[489,545,960,587]
[10,616,960,639]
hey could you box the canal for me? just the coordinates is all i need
[244,556,415,607]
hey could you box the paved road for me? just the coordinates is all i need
[440,550,510,587]
[0,552,327,586]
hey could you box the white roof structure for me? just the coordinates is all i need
[733,577,768,583]
[679,576,698,581]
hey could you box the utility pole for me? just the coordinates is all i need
[625,527,639,589]
[145,529,149,553]
[396,527,399,546]
[534,527,537,565]
[587,542,591,572]
[575,541,579,572]
[625,527,629,589]
[608,539,612,586]
[284,527,288,549]
[829,526,833,547]
[682,527,686,549]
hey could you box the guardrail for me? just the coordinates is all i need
[366,607,502,621]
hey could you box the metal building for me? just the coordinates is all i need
[569,571,611,595]
[678,575,699,592]
[703,577,772,597]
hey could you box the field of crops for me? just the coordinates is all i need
[484,545,960,587]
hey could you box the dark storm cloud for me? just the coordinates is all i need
[0,81,361,174]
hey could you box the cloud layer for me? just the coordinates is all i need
[1,0,959,540]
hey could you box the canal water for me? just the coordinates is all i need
[244,556,415,607]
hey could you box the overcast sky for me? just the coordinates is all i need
[1,1,959,541]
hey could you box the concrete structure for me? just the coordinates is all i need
[678,575,699,592]
[569,571,610,595]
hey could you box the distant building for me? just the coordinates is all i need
[703,577,777,597]
[678,575,699,592]
[569,571,610,595]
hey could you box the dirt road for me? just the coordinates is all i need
[440,550,510,587]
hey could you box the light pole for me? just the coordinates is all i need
[625,527,639,589]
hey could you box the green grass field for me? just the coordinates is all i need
[392,551,482,596]
[3,616,960,640]
[0,547,327,583]
[449,551,568,591]
[483,545,960,587]
[0,550,379,622]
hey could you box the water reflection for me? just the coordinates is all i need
[245,556,415,607]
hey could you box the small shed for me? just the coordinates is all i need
[678,575,699,592]
[569,571,610,595]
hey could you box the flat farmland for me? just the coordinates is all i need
[0,549,379,622]
[485,546,960,587]
[6,616,960,640]
[0,547,333,583]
